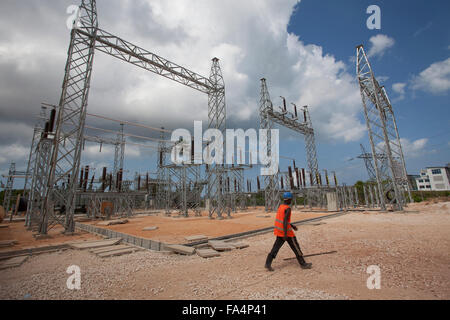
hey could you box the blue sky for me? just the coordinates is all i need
[281,0,450,184]
[0,0,449,190]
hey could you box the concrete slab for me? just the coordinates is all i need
[229,241,249,249]
[97,248,136,258]
[166,244,196,255]
[90,245,131,254]
[185,235,208,242]
[196,248,220,258]
[0,240,18,248]
[33,234,52,240]
[69,238,122,250]
[97,219,128,226]
[0,255,28,270]
[143,226,158,231]
[208,240,236,251]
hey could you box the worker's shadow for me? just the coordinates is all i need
[275,251,338,269]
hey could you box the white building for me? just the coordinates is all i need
[415,165,450,191]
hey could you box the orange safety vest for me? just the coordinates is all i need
[274,204,295,238]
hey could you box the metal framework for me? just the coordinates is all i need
[112,124,125,191]
[2,163,16,213]
[206,58,229,219]
[259,79,320,211]
[34,0,232,234]
[155,128,169,210]
[259,79,279,212]
[356,45,412,210]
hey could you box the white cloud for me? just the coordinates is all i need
[367,34,395,58]
[411,58,450,94]
[376,138,428,159]
[392,82,406,101]
[0,0,368,176]
[0,144,29,166]
[400,138,428,158]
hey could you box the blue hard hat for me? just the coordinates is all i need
[283,192,293,200]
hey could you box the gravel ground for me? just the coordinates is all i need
[1,201,449,300]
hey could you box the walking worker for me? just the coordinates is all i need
[265,192,312,271]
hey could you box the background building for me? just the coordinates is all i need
[415,165,450,191]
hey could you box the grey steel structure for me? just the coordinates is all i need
[206,58,229,219]
[2,163,16,213]
[259,79,320,211]
[155,128,169,210]
[112,124,125,191]
[24,107,49,227]
[356,45,412,210]
[259,79,279,212]
[35,0,230,234]
[357,144,389,182]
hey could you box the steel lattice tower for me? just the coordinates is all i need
[259,79,320,211]
[36,0,232,231]
[259,79,279,212]
[356,45,412,210]
[303,106,320,185]
[357,144,389,182]
[24,107,48,227]
[113,124,125,191]
[31,136,53,230]
[2,163,16,213]
[40,0,98,234]
[207,58,229,219]
[156,128,168,210]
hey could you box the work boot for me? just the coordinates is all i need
[265,254,275,272]
[297,256,312,269]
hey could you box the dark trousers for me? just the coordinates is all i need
[267,236,305,265]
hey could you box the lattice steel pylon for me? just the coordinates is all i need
[112,124,125,191]
[356,45,412,211]
[357,144,389,182]
[259,79,320,211]
[207,58,229,219]
[37,0,231,231]
[302,106,320,185]
[24,107,48,227]
[2,163,16,213]
[156,128,169,210]
[259,79,279,212]
[39,0,98,234]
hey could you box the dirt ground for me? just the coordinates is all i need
[0,201,449,300]
[0,223,101,252]
[84,207,331,244]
